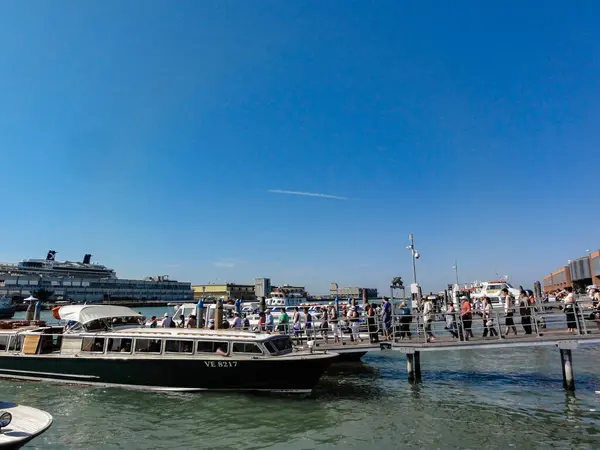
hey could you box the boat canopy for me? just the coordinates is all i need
[55,305,141,324]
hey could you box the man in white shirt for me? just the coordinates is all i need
[232,312,242,329]
[162,313,173,328]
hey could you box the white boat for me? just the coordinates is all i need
[265,290,307,308]
[469,280,521,304]
[0,400,52,449]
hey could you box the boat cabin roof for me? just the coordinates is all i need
[56,305,142,324]
[107,327,269,341]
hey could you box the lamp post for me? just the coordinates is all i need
[407,234,418,285]
[406,234,421,305]
[453,260,459,286]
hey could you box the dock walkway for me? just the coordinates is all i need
[296,302,600,391]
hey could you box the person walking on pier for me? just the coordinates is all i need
[399,301,412,340]
[232,312,242,329]
[347,305,362,343]
[482,297,497,337]
[278,309,290,334]
[564,287,578,334]
[257,311,266,332]
[502,288,518,337]
[328,303,341,344]
[303,307,313,340]
[518,290,533,334]
[423,297,436,342]
[382,297,393,341]
[320,306,330,343]
[460,297,474,339]
[265,309,274,332]
[445,303,458,338]
[366,303,379,343]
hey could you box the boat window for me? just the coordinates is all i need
[271,337,293,352]
[196,341,229,354]
[487,285,503,290]
[0,336,8,351]
[264,341,277,354]
[81,337,105,352]
[8,335,24,352]
[107,338,133,353]
[232,342,263,354]
[40,335,62,354]
[134,338,162,353]
[165,340,193,354]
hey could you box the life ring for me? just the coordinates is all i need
[52,306,62,320]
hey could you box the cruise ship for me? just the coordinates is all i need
[0,251,193,303]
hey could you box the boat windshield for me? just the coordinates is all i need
[487,284,504,290]
[265,336,293,354]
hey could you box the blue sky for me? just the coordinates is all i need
[1,1,599,295]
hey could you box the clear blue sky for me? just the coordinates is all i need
[1,1,599,295]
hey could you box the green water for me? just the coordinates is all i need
[4,307,600,449]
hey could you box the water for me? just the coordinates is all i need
[4,307,600,449]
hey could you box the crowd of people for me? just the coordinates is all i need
[145,287,600,344]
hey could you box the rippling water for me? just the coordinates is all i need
[4,307,599,449]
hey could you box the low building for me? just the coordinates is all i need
[543,249,600,293]
[272,284,306,295]
[589,250,600,286]
[329,283,378,300]
[192,283,255,301]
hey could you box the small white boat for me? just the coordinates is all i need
[0,401,52,449]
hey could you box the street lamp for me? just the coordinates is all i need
[452,260,459,286]
[406,234,421,305]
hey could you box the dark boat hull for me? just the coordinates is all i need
[0,354,334,394]
[331,351,368,363]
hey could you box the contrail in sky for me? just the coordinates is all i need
[268,189,349,200]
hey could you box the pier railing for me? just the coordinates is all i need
[272,299,600,345]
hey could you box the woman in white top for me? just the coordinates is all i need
[564,287,577,333]
[423,298,435,342]
[482,297,498,337]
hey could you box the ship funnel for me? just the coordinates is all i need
[46,250,56,261]
[83,254,92,264]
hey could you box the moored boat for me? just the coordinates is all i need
[0,400,52,449]
[0,297,15,320]
[0,305,335,394]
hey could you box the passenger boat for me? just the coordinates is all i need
[0,305,336,394]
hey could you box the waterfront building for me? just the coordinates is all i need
[542,248,600,293]
[272,284,306,295]
[0,251,193,303]
[192,283,255,301]
[329,283,378,300]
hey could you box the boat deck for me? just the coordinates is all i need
[0,401,53,447]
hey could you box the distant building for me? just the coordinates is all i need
[192,283,255,301]
[254,278,271,299]
[543,249,600,293]
[329,283,378,300]
[272,284,306,295]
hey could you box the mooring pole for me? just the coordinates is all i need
[560,349,575,391]
[406,353,415,382]
[414,351,422,382]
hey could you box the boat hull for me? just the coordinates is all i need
[0,354,334,394]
